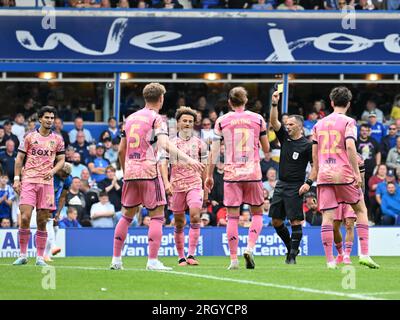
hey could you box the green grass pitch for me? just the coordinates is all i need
[0,256,399,300]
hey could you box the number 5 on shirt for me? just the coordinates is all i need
[129,124,140,148]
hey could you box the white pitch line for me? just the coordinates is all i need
[359,292,400,296]
[0,263,386,300]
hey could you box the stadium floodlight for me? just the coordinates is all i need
[366,74,380,81]
[120,73,131,80]
[203,73,219,81]
[38,72,56,80]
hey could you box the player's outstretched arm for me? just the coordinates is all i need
[118,137,127,173]
[13,151,26,195]
[205,138,221,192]
[157,134,205,172]
[270,91,282,132]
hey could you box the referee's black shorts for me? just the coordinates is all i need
[269,180,304,222]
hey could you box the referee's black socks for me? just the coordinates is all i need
[290,224,303,256]
[274,224,291,253]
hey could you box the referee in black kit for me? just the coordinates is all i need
[268,89,313,264]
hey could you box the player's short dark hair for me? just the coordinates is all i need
[38,106,57,119]
[329,86,352,107]
[288,114,304,127]
[175,106,197,121]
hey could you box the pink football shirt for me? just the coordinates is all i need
[168,135,208,192]
[312,113,358,185]
[19,130,65,185]
[123,107,168,180]
[214,109,267,181]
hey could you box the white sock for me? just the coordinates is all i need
[45,220,55,257]
[112,256,122,264]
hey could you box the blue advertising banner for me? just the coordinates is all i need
[1,10,400,72]
[66,226,353,257]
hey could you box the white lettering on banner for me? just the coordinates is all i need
[16,19,223,55]
[266,27,400,61]
[129,32,223,52]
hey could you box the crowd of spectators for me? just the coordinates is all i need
[1,85,400,229]
[1,0,400,10]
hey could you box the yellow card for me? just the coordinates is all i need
[277,83,284,94]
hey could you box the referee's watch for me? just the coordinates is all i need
[305,179,313,187]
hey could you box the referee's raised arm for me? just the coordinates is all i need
[270,91,282,132]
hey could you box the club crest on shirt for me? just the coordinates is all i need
[292,152,299,160]
[48,141,55,148]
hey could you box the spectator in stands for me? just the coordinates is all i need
[196,96,210,112]
[323,0,338,9]
[66,177,90,226]
[0,140,17,182]
[99,130,112,143]
[303,110,318,136]
[263,167,277,198]
[0,218,11,228]
[102,116,120,141]
[200,212,211,227]
[216,207,227,226]
[388,0,400,9]
[239,209,251,228]
[117,0,130,7]
[85,143,97,165]
[209,159,224,216]
[11,113,25,144]
[69,116,93,144]
[88,143,110,184]
[141,215,151,227]
[100,0,112,6]
[357,123,381,210]
[260,151,279,182]
[381,124,398,162]
[3,120,19,150]
[368,164,387,225]
[262,197,271,226]
[354,0,375,9]
[65,145,75,163]
[17,97,36,120]
[26,118,37,132]
[223,0,252,8]
[98,165,122,217]
[71,152,88,178]
[53,117,70,147]
[390,94,400,121]
[380,182,400,225]
[0,126,7,152]
[300,0,324,9]
[80,168,95,188]
[208,110,218,128]
[80,179,100,214]
[251,0,274,9]
[154,0,184,8]
[105,137,119,165]
[337,0,354,9]
[74,0,101,7]
[361,99,384,123]
[0,0,15,7]
[304,193,322,226]
[367,111,385,143]
[376,169,398,224]
[72,130,90,163]
[386,136,400,177]
[90,191,115,228]
[59,207,82,228]
[0,174,15,224]
[200,117,214,148]
[277,0,305,10]
[312,100,327,119]
[194,110,203,133]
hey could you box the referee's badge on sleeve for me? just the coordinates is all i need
[292,152,299,160]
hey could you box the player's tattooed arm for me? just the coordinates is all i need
[13,151,26,195]
[270,91,281,132]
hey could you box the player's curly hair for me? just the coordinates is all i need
[175,106,197,121]
[329,86,352,107]
[142,83,166,103]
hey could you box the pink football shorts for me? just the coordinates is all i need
[20,182,55,210]
[334,203,357,221]
[317,183,363,211]
[169,188,203,213]
[122,175,166,210]
[223,181,264,207]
